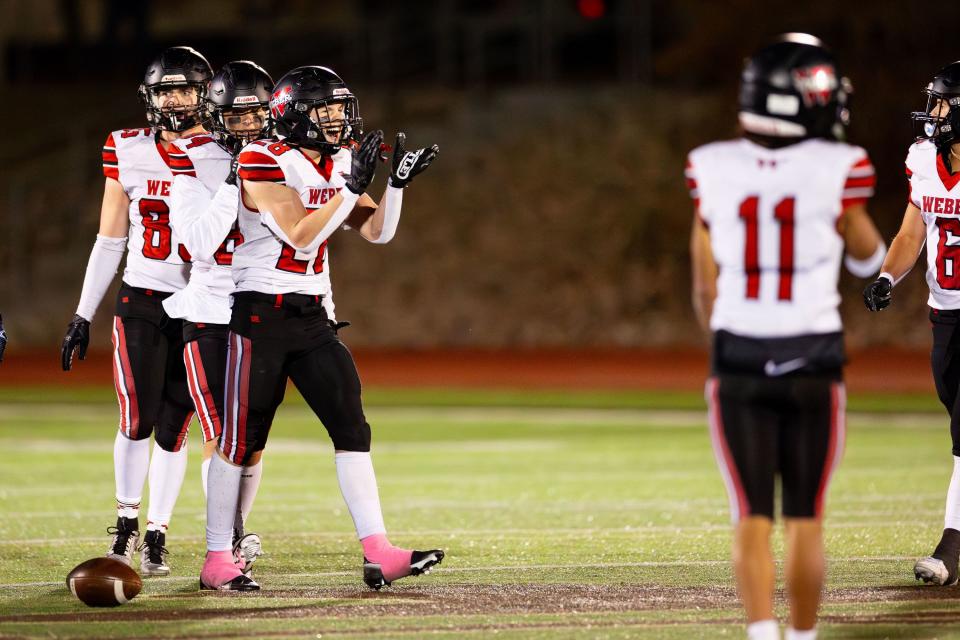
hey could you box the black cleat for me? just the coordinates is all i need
[199,574,260,591]
[363,549,444,590]
[139,529,171,576]
[106,517,140,567]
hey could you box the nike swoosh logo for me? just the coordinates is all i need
[763,358,808,377]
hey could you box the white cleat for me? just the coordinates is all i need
[233,533,263,576]
[914,556,958,586]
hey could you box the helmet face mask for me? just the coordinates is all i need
[206,60,275,154]
[139,46,213,133]
[912,87,960,149]
[296,97,362,153]
[141,83,207,132]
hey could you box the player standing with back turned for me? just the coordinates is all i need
[864,61,960,587]
[689,34,885,640]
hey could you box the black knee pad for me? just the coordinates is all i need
[330,421,371,452]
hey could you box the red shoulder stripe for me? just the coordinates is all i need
[843,176,877,189]
[238,167,286,183]
[851,156,872,169]
[238,150,280,167]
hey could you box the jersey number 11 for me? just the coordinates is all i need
[739,196,795,302]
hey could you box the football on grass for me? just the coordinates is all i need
[66,558,142,607]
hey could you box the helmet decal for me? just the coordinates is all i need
[792,65,838,108]
[270,86,293,119]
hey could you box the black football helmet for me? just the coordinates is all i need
[269,66,362,154]
[206,61,275,154]
[738,33,852,141]
[138,46,213,132]
[911,62,960,151]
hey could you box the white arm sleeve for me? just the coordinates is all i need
[75,235,127,321]
[367,185,404,245]
[844,242,887,278]
[170,176,239,262]
[260,190,360,253]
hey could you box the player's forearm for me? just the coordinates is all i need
[880,232,925,284]
[692,292,714,333]
[288,191,359,249]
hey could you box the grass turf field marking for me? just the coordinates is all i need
[0,557,925,590]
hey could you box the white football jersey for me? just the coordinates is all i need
[161,134,240,324]
[102,128,192,292]
[233,139,351,295]
[687,137,875,338]
[905,140,960,309]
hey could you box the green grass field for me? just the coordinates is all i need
[2,386,960,639]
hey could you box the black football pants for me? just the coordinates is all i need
[220,291,370,465]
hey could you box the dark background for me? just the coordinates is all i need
[0,0,949,350]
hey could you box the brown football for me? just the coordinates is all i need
[66,558,142,607]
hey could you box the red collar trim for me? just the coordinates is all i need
[154,134,174,169]
[937,153,960,191]
[298,148,333,181]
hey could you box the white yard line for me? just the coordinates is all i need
[0,556,920,590]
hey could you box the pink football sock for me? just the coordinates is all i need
[200,550,242,588]
[361,534,413,582]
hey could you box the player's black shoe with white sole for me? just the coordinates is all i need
[915,528,960,586]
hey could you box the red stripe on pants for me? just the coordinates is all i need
[111,317,140,438]
[184,341,221,442]
[814,382,846,517]
[706,378,750,522]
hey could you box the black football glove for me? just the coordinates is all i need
[225,154,240,186]
[863,276,893,312]
[61,314,91,371]
[388,132,439,188]
[344,130,384,195]
[0,314,6,364]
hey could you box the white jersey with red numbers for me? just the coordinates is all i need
[161,134,239,324]
[102,128,192,292]
[905,140,960,309]
[687,137,875,338]
[233,138,351,295]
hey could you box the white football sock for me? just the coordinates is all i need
[944,456,960,530]
[146,442,189,531]
[206,454,242,551]
[238,460,263,524]
[747,620,780,640]
[114,431,150,518]
[785,628,816,640]
[335,452,386,539]
[201,458,211,499]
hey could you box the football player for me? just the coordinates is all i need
[689,35,885,640]
[61,46,213,575]
[200,66,442,590]
[864,61,960,587]
[0,314,6,364]
[161,60,276,577]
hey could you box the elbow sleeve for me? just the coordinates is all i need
[76,235,127,321]
[369,185,404,245]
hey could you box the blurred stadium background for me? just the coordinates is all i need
[0,0,952,357]
[5,2,960,637]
